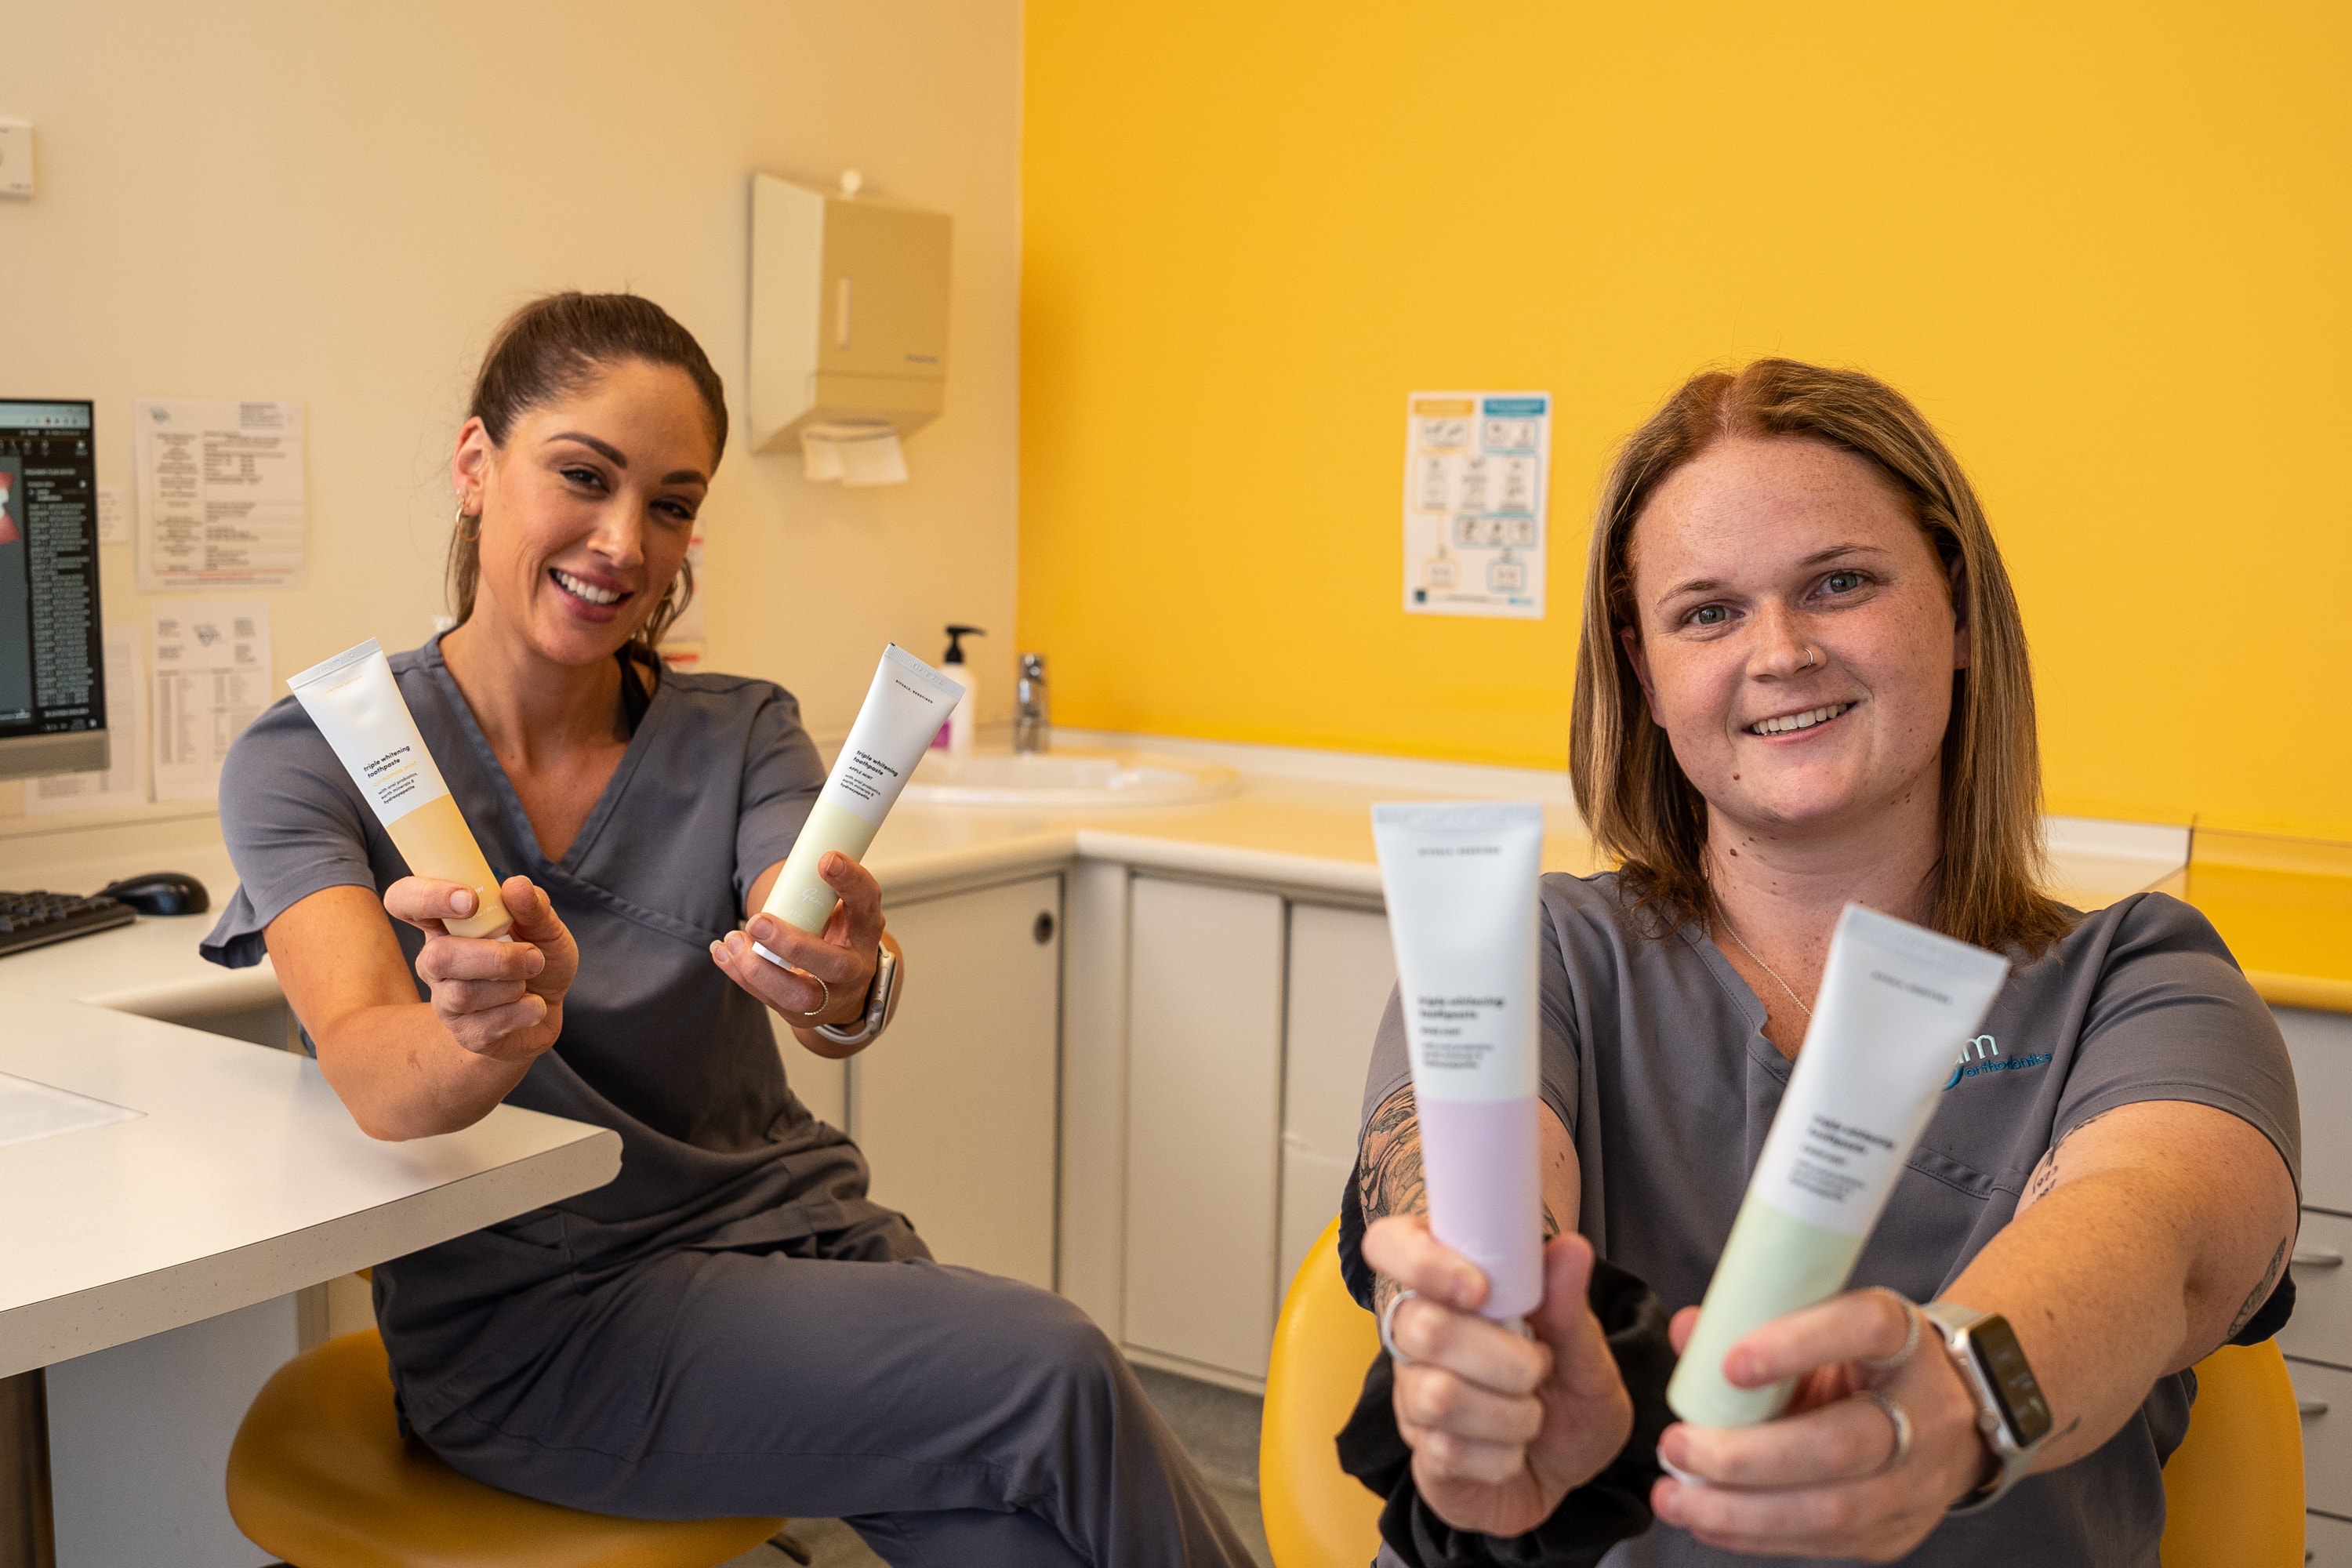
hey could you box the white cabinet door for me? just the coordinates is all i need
[1280,902,1395,1294]
[1124,875,1286,1383]
[850,875,1062,1291]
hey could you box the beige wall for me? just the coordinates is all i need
[0,0,1021,827]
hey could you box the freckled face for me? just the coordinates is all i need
[455,359,714,668]
[1621,437,1966,839]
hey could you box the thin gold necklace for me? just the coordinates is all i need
[1716,913,1814,1019]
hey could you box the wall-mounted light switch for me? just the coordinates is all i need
[0,122,34,199]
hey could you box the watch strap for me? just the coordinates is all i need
[1923,1300,2042,1515]
[814,944,898,1047]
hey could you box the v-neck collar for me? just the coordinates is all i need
[1682,922,1794,1082]
[419,631,670,879]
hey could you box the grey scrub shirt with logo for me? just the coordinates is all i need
[1350,871,2300,1568]
[201,636,890,1430]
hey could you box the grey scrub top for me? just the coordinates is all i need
[202,636,895,1432]
[1348,871,2300,1568]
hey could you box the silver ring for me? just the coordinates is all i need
[1856,1388,1914,1472]
[1860,1289,1922,1372]
[1800,644,1820,670]
[799,974,831,1018]
[1378,1288,1420,1366]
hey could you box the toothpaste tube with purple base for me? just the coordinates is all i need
[1666,903,2010,1428]
[1370,800,1547,1324]
[754,644,964,966]
[286,639,512,941]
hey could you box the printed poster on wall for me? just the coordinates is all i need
[1403,390,1550,619]
[151,598,271,802]
[134,398,307,590]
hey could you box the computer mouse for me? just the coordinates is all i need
[98,870,211,917]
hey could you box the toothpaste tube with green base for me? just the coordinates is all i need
[754,644,964,964]
[1666,903,2010,1427]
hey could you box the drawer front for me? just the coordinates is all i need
[2281,1007,2352,1211]
[2288,1359,2352,1515]
[2309,1511,2351,1565]
[2284,1210,2352,1368]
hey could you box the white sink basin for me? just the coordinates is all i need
[902,747,1241,809]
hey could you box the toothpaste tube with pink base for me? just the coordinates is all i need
[1371,800,1547,1323]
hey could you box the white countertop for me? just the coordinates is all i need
[0,989,619,1378]
[0,731,2191,1018]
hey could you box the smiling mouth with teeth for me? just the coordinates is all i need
[1748,701,1853,736]
[550,568,629,607]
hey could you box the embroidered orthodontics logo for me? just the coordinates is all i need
[1943,1033,2053,1091]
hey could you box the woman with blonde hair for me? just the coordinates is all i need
[1345,360,2298,1565]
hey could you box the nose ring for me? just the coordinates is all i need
[1799,645,1820,670]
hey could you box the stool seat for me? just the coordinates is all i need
[227,1328,782,1568]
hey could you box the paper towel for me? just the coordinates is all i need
[800,421,906,486]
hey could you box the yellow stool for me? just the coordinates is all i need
[227,1328,783,1568]
[1261,1218,2308,1567]
[2159,1338,2305,1566]
[1260,1218,1385,1568]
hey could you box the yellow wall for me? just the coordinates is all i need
[1020,2,2352,840]
[0,0,1022,831]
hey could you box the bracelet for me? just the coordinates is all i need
[814,946,898,1047]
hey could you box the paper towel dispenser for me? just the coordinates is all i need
[750,171,951,455]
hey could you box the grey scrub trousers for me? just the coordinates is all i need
[204,636,1251,1568]
[1343,872,2301,1568]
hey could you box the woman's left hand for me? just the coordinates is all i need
[711,851,884,1040]
[1652,1289,1991,1562]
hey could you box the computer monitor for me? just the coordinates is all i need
[0,399,107,781]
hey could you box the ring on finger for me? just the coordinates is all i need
[1855,1388,1914,1472]
[1379,1288,1420,1366]
[799,974,831,1018]
[1859,1288,1922,1372]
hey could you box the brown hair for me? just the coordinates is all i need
[448,292,728,655]
[1568,358,2071,956]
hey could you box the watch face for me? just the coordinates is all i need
[1970,1314,2053,1446]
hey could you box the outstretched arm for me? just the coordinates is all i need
[1359,1086,1627,1537]
[1655,1099,2297,1559]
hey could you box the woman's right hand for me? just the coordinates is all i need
[383,874,576,1062]
[1364,1214,1636,1538]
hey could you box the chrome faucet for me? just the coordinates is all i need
[1014,653,1050,753]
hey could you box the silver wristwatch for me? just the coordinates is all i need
[1922,1301,2053,1515]
[814,943,900,1048]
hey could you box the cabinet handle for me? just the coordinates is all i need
[2294,1250,2345,1270]
[2301,1399,2330,1418]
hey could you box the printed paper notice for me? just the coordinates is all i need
[151,600,271,802]
[1403,391,1550,619]
[134,399,307,590]
[26,626,147,813]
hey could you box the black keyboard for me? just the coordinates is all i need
[0,890,138,958]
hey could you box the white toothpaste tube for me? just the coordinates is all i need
[755,644,964,964]
[1667,903,2010,1427]
[1371,801,1547,1323]
[286,640,512,941]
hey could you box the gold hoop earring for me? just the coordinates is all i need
[454,502,481,543]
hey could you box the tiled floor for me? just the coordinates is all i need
[717,1363,1272,1568]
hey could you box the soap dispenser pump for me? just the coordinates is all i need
[935,624,984,754]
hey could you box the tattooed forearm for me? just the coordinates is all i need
[1359,1085,1426,1312]
[1359,1084,1426,1225]
[2227,1236,2289,1340]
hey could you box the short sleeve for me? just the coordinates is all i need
[729,684,826,907]
[2056,893,2301,1200]
[200,694,384,970]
